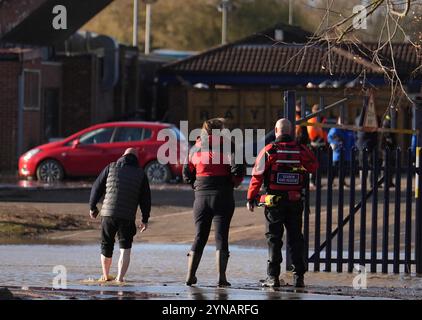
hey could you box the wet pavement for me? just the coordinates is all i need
[0,243,403,300]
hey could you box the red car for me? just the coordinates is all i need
[19,121,186,183]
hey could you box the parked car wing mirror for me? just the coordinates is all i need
[72,139,80,148]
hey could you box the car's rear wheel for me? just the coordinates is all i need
[36,159,64,182]
[145,161,171,184]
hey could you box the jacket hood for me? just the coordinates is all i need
[116,154,139,167]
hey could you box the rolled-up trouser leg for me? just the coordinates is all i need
[101,217,118,258]
[265,207,284,277]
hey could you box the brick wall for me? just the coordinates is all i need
[0,61,19,173]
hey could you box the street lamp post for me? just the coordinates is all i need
[136,0,157,54]
[288,0,293,25]
[218,0,233,45]
[145,2,152,54]
[133,0,139,47]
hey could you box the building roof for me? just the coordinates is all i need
[0,0,114,45]
[159,23,422,86]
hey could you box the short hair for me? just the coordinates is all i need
[202,118,225,135]
[275,118,292,136]
[123,148,138,158]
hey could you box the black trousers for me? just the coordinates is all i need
[101,216,137,258]
[265,201,306,277]
[191,190,235,253]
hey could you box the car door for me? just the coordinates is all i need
[64,127,116,176]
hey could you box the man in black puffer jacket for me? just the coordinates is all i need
[89,148,151,283]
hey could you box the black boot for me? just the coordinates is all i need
[216,250,231,287]
[186,251,202,286]
[293,274,305,288]
[261,276,280,288]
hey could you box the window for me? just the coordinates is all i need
[170,126,186,141]
[79,128,115,145]
[113,127,152,142]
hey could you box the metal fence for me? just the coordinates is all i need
[303,147,421,274]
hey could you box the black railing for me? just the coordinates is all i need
[304,147,420,274]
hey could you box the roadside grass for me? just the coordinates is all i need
[0,211,94,238]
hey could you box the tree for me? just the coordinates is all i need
[83,0,307,51]
[299,0,422,103]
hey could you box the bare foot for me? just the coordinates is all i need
[98,275,116,282]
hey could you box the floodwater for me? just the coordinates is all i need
[0,244,266,288]
[0,244,412,300]
[0,243,391,300]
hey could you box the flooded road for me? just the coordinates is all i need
[0,244,268,288]
[0,243,413,300]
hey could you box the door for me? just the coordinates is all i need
[64,127,116,176]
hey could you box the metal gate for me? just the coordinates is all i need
[282,90,422,274]
[303,147,420,274]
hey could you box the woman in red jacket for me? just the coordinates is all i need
[183,118,245,287]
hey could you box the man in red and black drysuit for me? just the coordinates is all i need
[247,118,318,288]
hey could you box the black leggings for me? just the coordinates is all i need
[191,190,235,253]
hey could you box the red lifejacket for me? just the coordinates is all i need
[265,141,307,194]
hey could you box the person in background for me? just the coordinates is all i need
[183,118,246,287]
[327,117,355,185]
[307,104,327,189]
[355,110,379,187]
[381,112,397,187]
[89,148,151,283]
[295,100,310,146]
[411,134,417,162]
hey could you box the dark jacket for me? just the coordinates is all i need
[381,115,396,149]
[89,154,151,223]
[355,113,378,151]
[183,134,246,193]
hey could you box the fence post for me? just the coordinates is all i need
[413,96,422,274]
[283,90,296,270]
[416,143,422,274]
[284,91,296,139]
[348,148,357,272]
